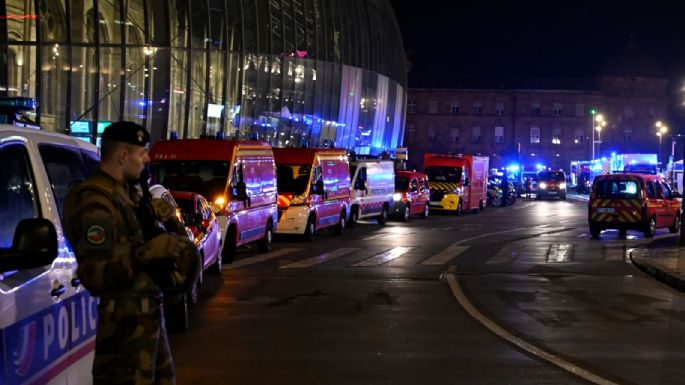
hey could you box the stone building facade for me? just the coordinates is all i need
[404,57,669,171]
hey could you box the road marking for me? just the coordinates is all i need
[546,244,573,262]
[224,248,304,269]
[419,245,470,265]
[446,269,621,385]
[280,248,361,269]
[453,227,528,245]
[350,246,413,267]
[362,229,414,241]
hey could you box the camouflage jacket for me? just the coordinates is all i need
[63,168,160,297]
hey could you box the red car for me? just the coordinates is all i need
[171,191,223,274]
[392,170,430,220]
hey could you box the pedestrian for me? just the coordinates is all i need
[63,121,197,385]
[524,177,532,198]
[500,170,509,207]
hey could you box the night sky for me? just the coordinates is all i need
[389,1,685,86]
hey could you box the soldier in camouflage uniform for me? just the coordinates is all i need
[63,121,196,385]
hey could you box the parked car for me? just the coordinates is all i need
[486,178,503,207]
[392,170,430,220]
[588,173,681,238]
[171,191,223,274]
[348,158,395,225]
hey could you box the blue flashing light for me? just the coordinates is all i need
[506,164,520,172]
[536,163,545,171]
[592,163,603,171]
[611,152,617,157]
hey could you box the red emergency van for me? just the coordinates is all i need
[424,154,489,215]
[392,170,430,220]
[149,139,278,264]
[589,173,681,238]
[274,148,350,239]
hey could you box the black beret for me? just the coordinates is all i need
[102,121,150,147]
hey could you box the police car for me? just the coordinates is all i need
[0,125,99,384]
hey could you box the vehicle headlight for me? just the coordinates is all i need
[539,182,547,189]
[290,193,308,206]
[559,183,566,189]
[393,193,403,201]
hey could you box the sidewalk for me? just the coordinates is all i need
[630,236,685,293]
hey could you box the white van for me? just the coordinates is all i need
[348,159,395,225]
[0,126,99,384]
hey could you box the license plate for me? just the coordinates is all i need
[548,191,557,195]
[596,207,615,214]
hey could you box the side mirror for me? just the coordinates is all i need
[314,180,325,195]
[0,218,58,273]
[233,181,248,200]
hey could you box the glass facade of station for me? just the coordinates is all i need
[0,0,406,154]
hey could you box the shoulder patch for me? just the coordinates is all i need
[86,225,107,245]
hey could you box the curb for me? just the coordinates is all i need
[630,249,685,293]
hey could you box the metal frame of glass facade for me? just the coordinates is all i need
[0,0,406,154]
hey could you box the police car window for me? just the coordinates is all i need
[80,149,100,176]
[0,143,40,248]
[38,144,88,218]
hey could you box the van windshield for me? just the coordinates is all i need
[593,179,640,199]
[425,167,462,184]
[150,161,230,200]
[537,171,565,181]
[276,164,310,195]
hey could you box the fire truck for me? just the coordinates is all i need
[423,154,489,214]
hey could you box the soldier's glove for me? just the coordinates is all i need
[136,233,183,264]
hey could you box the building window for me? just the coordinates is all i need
[451,128,460,143]
[495,102,505,115]
[494,126,504,143]
[407,101,416,114]
[531,103,541,116]
[451,103,460,115]
[624,105,634,117]
[406,125,415,140]
[428,101,438,114]
[428,128,436,142]
[575,103,585,117]
[530,126,540,143]
[648,107,656,118]
[623,130,632,143]
[473,102,482,115]
[471,127,482,143]
[574,128,584,144]
[552,128,562,145]
[553,103,563,116]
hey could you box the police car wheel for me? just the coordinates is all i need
[258,221,273,252]
[421,204,429,218]
[347,207,359,228]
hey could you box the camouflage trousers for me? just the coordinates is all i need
[93,296,175,385]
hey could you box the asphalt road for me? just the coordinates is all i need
[169,196,685,385]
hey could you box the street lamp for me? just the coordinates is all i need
[655,121,669,167]
[594,113,607,159]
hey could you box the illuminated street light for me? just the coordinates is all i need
[592,113,607,159]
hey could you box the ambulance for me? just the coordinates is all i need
[348,158,396,225]
[149,139,278,263]
[424,153,489,214]
[274,148,350,239]
[0,125,100,385]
